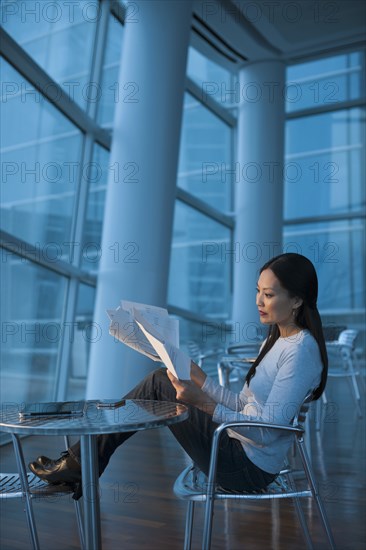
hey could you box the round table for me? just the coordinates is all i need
[0,399,188,550]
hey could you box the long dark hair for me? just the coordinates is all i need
[245,253,328,400]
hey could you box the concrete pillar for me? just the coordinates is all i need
[232,60,286,342]
[86,0,193,398]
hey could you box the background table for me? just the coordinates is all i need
[0,399,188,550]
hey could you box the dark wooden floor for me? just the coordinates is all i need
[1,376,365,550]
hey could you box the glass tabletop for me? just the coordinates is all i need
[0,400,189,436]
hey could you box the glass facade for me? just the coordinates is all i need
[1,58,83,256]
[0,254,67,403]
[81,143,109,270]
[177,93,232,211]
[168,201,231,317]
[285,108,365,218]
[0,0,119,414]
[187,45,232,106]
[285,52,364,113]
[169,51,235,359]
[1,0,98,110]
[285,54,365,337]
[97,14,124,127]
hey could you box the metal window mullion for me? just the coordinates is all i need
[0,230,97,285]
[54,0,111,400]
[286,97,366,120]
[72,134,96,268]
[186,77,236,127]
[70,0,110,268]
[287,43,366,66]
[87,0,110,121]
[230,82,237,312]
[54,276,79,401]
[176,189,234,228]
[52,134,90,400]
[283,211,366,226]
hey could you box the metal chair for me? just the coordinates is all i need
[217,341,262,387]
[174,396,335,550]
[185,341,224,369]
[322,329,363,420]
[0,434,85,550]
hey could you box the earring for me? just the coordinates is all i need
[292,309,297,318]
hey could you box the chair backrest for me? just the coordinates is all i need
[338,329,358,349]
[226,341,262,356]
[293,394,312,430]
[185,341,201,361]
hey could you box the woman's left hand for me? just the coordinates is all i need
[167,370,216,415]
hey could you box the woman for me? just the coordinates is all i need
[29,253,327,495]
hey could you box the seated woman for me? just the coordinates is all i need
[29,253,328,495]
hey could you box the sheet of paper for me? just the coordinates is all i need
[107,300,190,379]
[121,300,179,347]
[107,307,160,361]
[133,309,191,380]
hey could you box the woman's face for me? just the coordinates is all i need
[256,268,302,336]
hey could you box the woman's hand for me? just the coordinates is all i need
[167,370,216,416]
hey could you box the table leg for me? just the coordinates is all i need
[80,434,102,550]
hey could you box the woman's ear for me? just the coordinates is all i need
[293,297,303,309]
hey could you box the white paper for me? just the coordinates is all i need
[107,300,191,380]
[107,306,160,361]
[133,309,191,380]
[121,300,179,347]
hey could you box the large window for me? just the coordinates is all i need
[285,52,365,336]
[0,0,123,414]
[177,93,232,211]
[285,108,364,218]
[1,58,83,255]
[0,255,67,403]
[0,5,236,403]
[168,201,231,317]
[168,48,235,363]
[1,0,98,110]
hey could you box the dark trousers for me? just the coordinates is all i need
[69,368,275,492]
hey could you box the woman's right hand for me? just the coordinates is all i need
[190,361,207,388]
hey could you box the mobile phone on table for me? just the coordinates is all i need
[96,399,126,409]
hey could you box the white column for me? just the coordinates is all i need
[232,60,286,342]
[86,0,193,398]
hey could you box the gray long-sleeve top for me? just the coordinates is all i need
[201,329,322,474]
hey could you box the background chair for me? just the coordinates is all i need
[185,341,224,372]
[0,434,85,550]
[217,341,262,387]
[317,329,364,427]
[174,396,335,550]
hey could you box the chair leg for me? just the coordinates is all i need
[296,439,336,549]
[293,496,314,550]
[11,435,40,550]
[285,461,314,549]
[349,365,363,418]
[64,435,85,549]
[74,500,86,550]
[202,494,215,550]
[315,398,322,432]
[304,415,312,465]
[184,500,195,550]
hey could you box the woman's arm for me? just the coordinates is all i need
[191,360,249,411]
[190,360,207,387]
[167,370,217,415]
[212,341,322,444]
